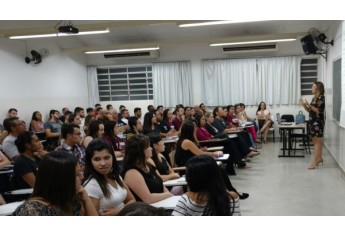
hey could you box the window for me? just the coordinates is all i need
[97,65,153,101]
[301,58,318,95]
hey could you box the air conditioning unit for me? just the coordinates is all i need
[222,44,277,54]
[104,50,159,60]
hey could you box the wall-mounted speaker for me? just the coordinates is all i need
[300,34,318,55]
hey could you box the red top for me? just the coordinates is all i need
[196,127,212,141]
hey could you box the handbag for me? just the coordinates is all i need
[295,110,306,124]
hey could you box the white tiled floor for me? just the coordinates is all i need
[230,139,345,215]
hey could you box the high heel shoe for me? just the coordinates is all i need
[308,164,318,170]
[317,159,324,166]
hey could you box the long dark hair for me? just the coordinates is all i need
[123,134,149,170]
[31,111,41,121]
[32,151,78,212]
[256,101,266,113]
[84,138,123,198]
[186,155,233,216]
[162,109,170,121]
[177,120,198,146]
[87,120,103,138]
[143,112,154,134]
[103,120,119,149]
[148,134,164,172]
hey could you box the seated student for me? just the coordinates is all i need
[30,111,45,140]
[176,121,249,200]
[83,139,135,215]
[256,101,272,144]
[2,117,26,161]
[148,135,180,181]
[13,132,42,189]
[233,104,257,144]
[122,134,173,204]
[117,202,166,216]
[0,151,11,169]
[124,116,143,141]
[142,112,160,135]
[194,115,247,171]
[102,120,124,159]
[172,155,240,216]
[82,120,104,148]
[172,106,185,131]
[13,151,98,216]
[0,108,18,145]
[160,109,177,135]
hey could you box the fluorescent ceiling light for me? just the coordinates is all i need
[210,38,296,46]
[9,29,110,39]
[179,20,270,27]
[85,47,160,54]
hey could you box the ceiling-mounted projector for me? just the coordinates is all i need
[58,25,79,34]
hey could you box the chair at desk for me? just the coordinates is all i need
[290,122,311,155]
[279,114,295,142]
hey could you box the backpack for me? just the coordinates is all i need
[295,110,306,124]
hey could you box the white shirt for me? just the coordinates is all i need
[84,177,127,213]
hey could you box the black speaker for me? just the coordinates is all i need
[300,34,318,55]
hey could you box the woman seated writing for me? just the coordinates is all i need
[122,134,173,204]
[83,138,135,215]
[172,155,240,216]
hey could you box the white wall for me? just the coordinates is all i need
[322,21,345,171]
[87,40,306,114]
[0,38,88,125]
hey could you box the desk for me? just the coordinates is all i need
[163,177,187,187]
[278,123,305,157]
[163,136,179,144]
[150,196,180,210]
[0,201,24,216]
[214,153,229,161]
[11,188,33,195]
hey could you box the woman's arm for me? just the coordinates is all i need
[181,140,219,157]
[21,172,36,188]
[0,152,11,169]
[124,169,172,204]
[77,187,99,216]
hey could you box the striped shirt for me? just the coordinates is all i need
[172,194,241,216]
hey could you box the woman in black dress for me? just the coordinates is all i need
[300,81,325,169]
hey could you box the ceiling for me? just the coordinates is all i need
[0,20,336,53]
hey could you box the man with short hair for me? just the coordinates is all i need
[60,107,69,123]
[44,109,62,150]
[57,123,85,168]
[106,104,113,110]
[0,108,19,145]
[147,105,154,113]
[134,107,143,124]
[2,117,26,160]
[157,105,164,115]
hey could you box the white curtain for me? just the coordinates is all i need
[87,67,99,107]
[202,59,257,106]
[152,61,192,107]
[257,56,301,105]
[202,56,301,106]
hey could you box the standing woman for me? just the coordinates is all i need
[83,139,135,215]
[300,81,325,169]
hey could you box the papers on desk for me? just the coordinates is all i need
[163,177,187,187]
[11,188,33,195]
[207,146,224,151]
[0,201,24,216]
[151,196,180,210]
[214,153,229,161]
[163,136,179,144]
[228,134,238,138]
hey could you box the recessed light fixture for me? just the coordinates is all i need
[9,29,110,39]
[209,38,296,46]
[85,47,160,54]
[179,20,270,27]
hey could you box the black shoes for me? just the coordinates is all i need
[238,192,249,200]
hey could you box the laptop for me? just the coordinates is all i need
[276,113,294,126]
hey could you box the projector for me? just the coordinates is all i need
[58,25,79,34]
